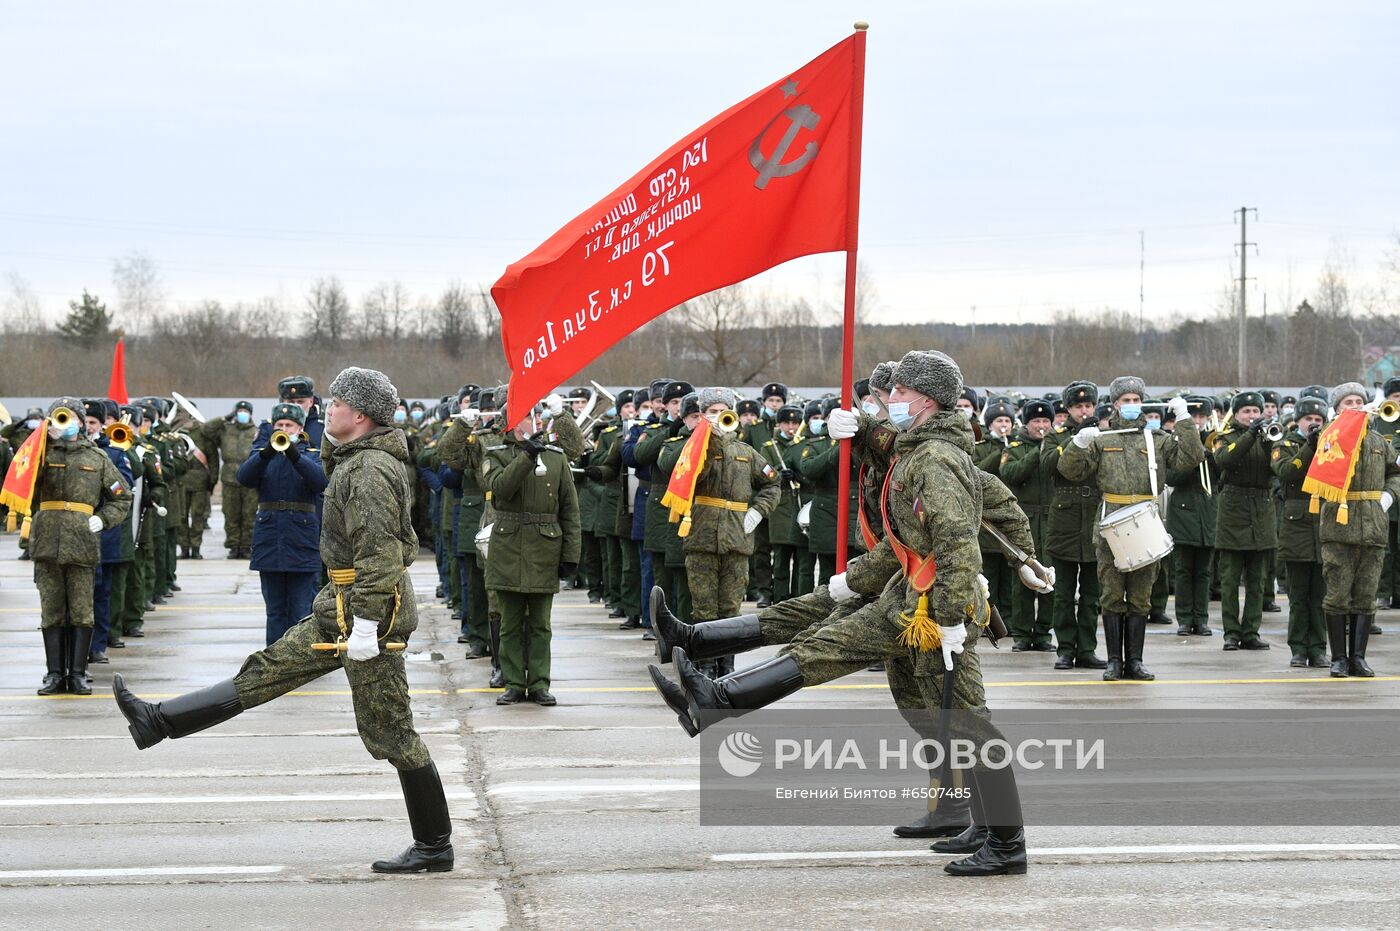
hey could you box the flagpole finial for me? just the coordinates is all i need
[854,21,869,30]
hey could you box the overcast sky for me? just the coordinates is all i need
[2,1,1396,328]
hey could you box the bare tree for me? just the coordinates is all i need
[111,251,165,336]
[2,269,45,333]
[305,277,351,346]
[435,281,476,357]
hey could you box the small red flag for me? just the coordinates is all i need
[107,337,129,405]
[492,34,861,426]
[0,423,47,531]
[659,417,714,537]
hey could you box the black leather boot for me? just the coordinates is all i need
[65,626,94,695]
[371,762,454,873]
[931,770,988,853]
[893,776,972,838]
[37,626,65,695]
[1350,614,1375,677]
[1327,614,1349,678]
[1101,614,1123,681]
[651,586,762,664]
[943,765,1027,876]
[662,648,803,734]
[112,674,243,749]
[1122,614,1154,681]
[647,665,699,737]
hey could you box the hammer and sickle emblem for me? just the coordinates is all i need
[749,104,821,190]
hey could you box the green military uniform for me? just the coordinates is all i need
[796,431,865,586]
[591,421,627,611]
[973,435,1013,623]
[132,434,167,617]
[575,428,605,602]
[1041,415,1103,666]
[742,416,775,603]
[30,405,132,694]
[1164,420,1219,636]
[781,435,816,597]
[632,416,682,608]
[177,428,214,557]
[761,431,803,602]
[201,409,259,556]
[657,433,695,621]
[482,432,581,696]
[1059,409,1204,680]
[663,425,779,632]
[1316,402,1400,676]
[997,429,1053,650]
[439,419,490,656]
[1274,425,1326,664]
[1211,417,1280,648]
[156,424,189,596]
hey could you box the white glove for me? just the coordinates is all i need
[976,573,990,599]
[346,616,381,662]
[1018,562,1054,593]
[155,505,168,518]
[457,407,480,426]
[827,407,859,440]
[828,571,853,602]
[1167,397,1190,421]
[544,393,565,417]
[742,507,763,534]
[939,621,967,672]
[1383,491,1395,513]
[1072,425,1101,448]
[1043,565,1057,589]
[87,515,104,533]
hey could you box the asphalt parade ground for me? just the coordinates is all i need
[2,510,1399,930]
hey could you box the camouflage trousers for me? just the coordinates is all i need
[221,482,258,550]
[1094,534,1157,616]
[1321,542,1384,615]
[35,561,95,629]
[232,614,431,770]
[179,489,211,549]
[685,550,749,621]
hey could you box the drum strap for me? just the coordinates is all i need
[1145,426,1160,500]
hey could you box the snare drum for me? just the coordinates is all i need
[1097,500,1173,571]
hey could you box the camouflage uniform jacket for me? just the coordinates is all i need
[1315,414,1400,548]
[658,427,779,556]
[201,417,258,484]
[29,435,132,565]
[316,426,419,636]
[1058,416,1204,522]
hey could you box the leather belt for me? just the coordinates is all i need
[258,501,316,513]
[1346,491,1383,501]
[1222,486,1270,499]
[1103,493,1155,505]
[1056,486,1098,498]
[498,511,558,525]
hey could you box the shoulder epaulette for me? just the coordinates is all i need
[1010,441,1022,448]
[603,426,618,433]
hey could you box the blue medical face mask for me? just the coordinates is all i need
[809,419,825,435]
[862,399,881,416]
[393,410,407,424]
[605,406,617,417]
[62,422,80,439]
[1145,417,1162,431]
[410,409,424,422]
[25,418,41,429]
[1119,403,1142,421]
[235,410,251,425]
[887,401,916,429]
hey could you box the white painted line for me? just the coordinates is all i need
[0,865,284,880]
[471,725,677,732]
[0,790,477,808]
[712,843,1400,863]
[487,781,699,796]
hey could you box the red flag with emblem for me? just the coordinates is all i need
[492,32,864,426]
[0,422,47,531]
[107,336,129,405]
[659,416,713,538]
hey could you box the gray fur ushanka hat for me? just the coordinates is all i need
[893,350,962,408]
[698,387,737,410]
[1108,376,1146,401]
[1329,381,1368,409]
[868,360,898,393]
[328,366,399,426]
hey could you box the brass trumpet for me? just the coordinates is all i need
[270,430,293,452]
[50,407,75,430]
[1261,420,1284,443]
[1378,399,1400,423]
[104,420,134,450]
[716,409,740,434]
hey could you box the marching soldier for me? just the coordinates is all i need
[1041,381,1106,671]
[998,399,1055,651]
[1058,378,1201,681]
[1316,383,1400,676]
[482,396,581,705]
[201,400,259,559]
[1211,391,1278,651]
[1165,397,1220,637]
[116,367,455,874]
[31,397,132,694]
[1273,398,1328,667]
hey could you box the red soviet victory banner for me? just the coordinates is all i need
[492,32,862,425]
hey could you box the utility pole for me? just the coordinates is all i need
[1137,229,1145,356]
[1234,207,1257,385]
